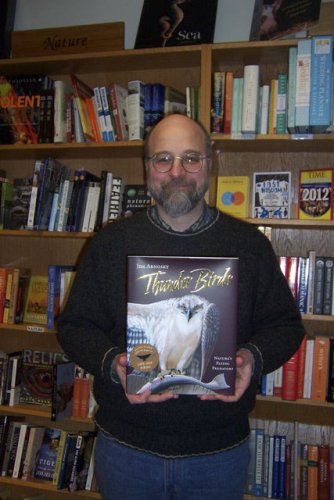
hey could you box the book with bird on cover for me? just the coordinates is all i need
[126,255,238,395]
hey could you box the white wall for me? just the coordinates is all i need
[13,0,257,49]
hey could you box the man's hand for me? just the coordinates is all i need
[114,353,178,404]
[198,349,254,402]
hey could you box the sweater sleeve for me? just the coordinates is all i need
[56,230,124,382]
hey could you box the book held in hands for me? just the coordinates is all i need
[126,255,238,395]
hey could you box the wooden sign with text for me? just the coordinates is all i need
[11,22,124,58]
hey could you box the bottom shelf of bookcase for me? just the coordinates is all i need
[0,476,101,499]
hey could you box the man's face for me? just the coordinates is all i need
[145,116,211,218]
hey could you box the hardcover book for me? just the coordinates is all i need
[33,427,61,481]
[23,275,48,325]
[135,0,218,49]
[19,349,69,407]
[298,168,334,220]
[126,255,238,395]
[253,172,291,218]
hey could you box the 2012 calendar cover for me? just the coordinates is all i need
[126,255,238,395]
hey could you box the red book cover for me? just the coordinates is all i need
[79,371,90,418]
[281,348,300,401]
[311,336,330,401]
[223,71,233,135]
[296,335,307,399]
[126,256,238,395]
[318,444,330,500]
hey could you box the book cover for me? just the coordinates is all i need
[253,171,291,218]
[241,65,259,135]
[127,80,145,140]
[298,168,334,220]
[311,336,330,401]
[108,176,124,221]
[70,74,100,142]
[21,426,45,480]
[47,265,75,330]
[250,0,321,41]
[33,427,61,481]
[51,361,75,421]
[109,83,129,141]
[323,257,334,315]
[121,184,152,217]
[19,349,69,406]
[295,38,312,134]
[164,85,187,115]
[7,177,32,230]
[23,275,48,325]
[326,337,334,403]
[216,175,250,219]
[126,255,238,395]
[135,0,218,49]
[309,35,334,133]
[281,348,300,401]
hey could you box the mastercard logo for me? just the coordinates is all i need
[220,191,245,206]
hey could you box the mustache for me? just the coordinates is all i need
[161,178,196,189]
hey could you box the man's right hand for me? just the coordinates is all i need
[115,353,179,404]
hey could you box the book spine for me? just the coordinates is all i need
[310,35,334,133]
[127,80,145,140]
[99,86,115,141]
[287,46,297,133]
[281,349,300,401]
[307,444,319,499]
[311,336,329,401]
[306,249,316,315]
[93,87,107,142]
[254,427,264,496]
[300,443,308,500]
[323,257,334,315]
[326,337,334,403]
[276,73,287,134]
[318,444,330,500]
[259,84,270,135]
[151,83,165,127]
[295,38,312,134]
[241,65,259,134]
[296,335,307,399]
[303,338,314,399]
[211,71,225,133]
[223,71,233,135]
[313,256,326,315]
[268,79,277,134]
[108,177,124,221]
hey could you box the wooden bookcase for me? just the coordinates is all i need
[0,39,333,498]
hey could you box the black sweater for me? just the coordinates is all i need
[57,209,305,457]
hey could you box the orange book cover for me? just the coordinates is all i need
[311,336,330,401]
[72,365,84,417]
[223,71,233,135]
[307,445,319,500]
[268,78,277,134]
[281,348,300,400]
[70,74,99,142]
[79,371,90,418]
[2,267,14,324]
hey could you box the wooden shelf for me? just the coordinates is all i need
[0,476,100,498]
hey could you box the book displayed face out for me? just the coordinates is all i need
[126,255,238,395]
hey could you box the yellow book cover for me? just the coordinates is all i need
[216,175,250,218]
[299,168,333,220]
[23,275,48,325]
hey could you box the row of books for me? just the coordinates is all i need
[0,264,75,328]
[216,167,334,221]
[282,252,334,317]
[246,419,334,499]
[211,35,334,137]
[0,419,98,492]
[261,335,334,403]
[0,70,199,144]
[0,161,153,233]
[0,348,96,420]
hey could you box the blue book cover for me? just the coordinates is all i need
[271,435,281,498]
[144,83,153,136]
[296,257,309,314]
[151,83,165,126]
[310,35,334,133]
[295,38,312,134]
[47,265,75,330]
[287,46,297,134]
[254,426,265,496]
[34,428,61,481]
[278,434,286,499]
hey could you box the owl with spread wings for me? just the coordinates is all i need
[127,294,220,380]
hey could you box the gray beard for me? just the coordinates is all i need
[148,178,209,218]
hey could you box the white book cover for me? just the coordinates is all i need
[127,80,145,140]
[295,38,312,133]
[54,80,72,143]
[259,84,270,134]
[253,171,291,219]
[241,65,259,134]
[12,423,29,478]
[303,338,314,399]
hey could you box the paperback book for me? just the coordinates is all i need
[126,255,238,395]
[216,175,250,219]
[23,275,48,325]
[253,172,291,219]
[135,0,218,49]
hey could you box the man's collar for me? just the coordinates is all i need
[148,204,216,234]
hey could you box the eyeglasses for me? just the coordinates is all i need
[146,152,210,173]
